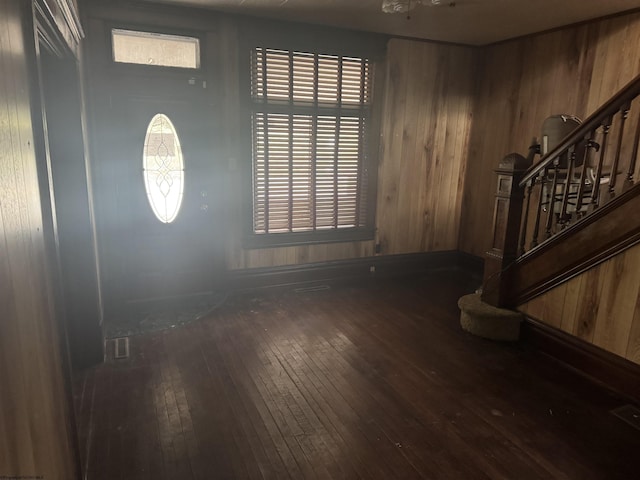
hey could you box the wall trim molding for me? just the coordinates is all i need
[229,250,484,292]
[522,316,640,403]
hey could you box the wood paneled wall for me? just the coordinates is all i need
[460,11,640,258]
[461,11,640,367]
[227,38,477,269]
[520,241,640,366]
[0,1,78,478]
[375,39,476,256]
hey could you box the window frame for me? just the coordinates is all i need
[242,35,383,249]
[106,23,205,76]
[142,113,186,224]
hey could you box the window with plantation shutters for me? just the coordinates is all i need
[250,47,374,243]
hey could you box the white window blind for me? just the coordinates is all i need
[250,47,372,236]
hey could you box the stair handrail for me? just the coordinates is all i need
[519,72,640,188]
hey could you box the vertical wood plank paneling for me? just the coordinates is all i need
[416,45,441,252]
[519,242,640,367]
[577,263,608,344]
[559,274,582,335]
[377,38,411,254]
[406,44,433,250]
[375,39,475,257]
[431,49,454,251]
[626,291,640,363]
[591,247,640,357]
[588,18,628,115]
[524,295,545,321]
[0,8,35,471]
[424,48,449,252]
[399,41,425,252]
[447,49,476,250]
[460,12,640,258]
[540,282,567,330]
[0,0,78,478]
[585,22,608,110]
[459,40,523,258]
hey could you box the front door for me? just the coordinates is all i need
[99,71,224,307]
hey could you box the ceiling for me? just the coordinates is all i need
[142,0,640,45]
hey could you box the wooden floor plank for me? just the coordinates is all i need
[215,314,303,480]
[250,313,392,479]
[242,310,370,479]
[222,314,335,480]
[265,305,442,479]
[75,270,640,479]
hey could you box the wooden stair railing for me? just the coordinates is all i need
[483,73,640,309]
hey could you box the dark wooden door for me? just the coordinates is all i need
[104,72,224,305]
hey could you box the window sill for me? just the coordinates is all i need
[244,227,375,249]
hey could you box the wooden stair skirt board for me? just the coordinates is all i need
[229,251,483,292]
[508,184,640,306]
[522,316,640,403]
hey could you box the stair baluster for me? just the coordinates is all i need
[519,180,533,257]
[530,168,546,249]
[607,104,631,198]
[574,134,595,214]
[589,117,612,209]
[559,145,577,223]
[625,109,640,190]
[544,163,560,239]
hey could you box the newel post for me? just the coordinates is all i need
[481,153,533,308]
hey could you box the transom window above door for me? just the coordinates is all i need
[249,47,376,246]
[111,28,200,69]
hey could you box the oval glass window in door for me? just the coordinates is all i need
[143,113,185,223]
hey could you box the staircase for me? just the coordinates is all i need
[482,72,640,309]
[474,73,640,400]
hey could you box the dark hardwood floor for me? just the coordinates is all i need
[74,269,640,479]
